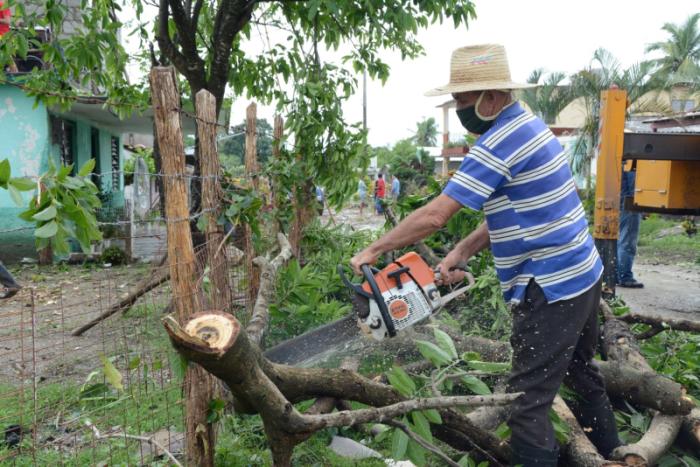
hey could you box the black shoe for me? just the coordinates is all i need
[617,280,644,289]
[0,286,21,299]
[570,395,622,458]
[510,437,559,467]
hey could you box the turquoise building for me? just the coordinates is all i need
[0,83,152,262]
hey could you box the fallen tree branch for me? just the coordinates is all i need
[612,413,683,466]
[306,394,520,430]
[597,361,694,415]
[386,419,461,467]
[634,325,665,340]
[85,420,182,467]
[552,396,622,467]
[247,233,293,346]
[679,408,700,453]
[384,206,440,266]
[619,309,700,334]
[71,261,169,336]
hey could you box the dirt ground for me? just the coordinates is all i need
[0,262,164,382]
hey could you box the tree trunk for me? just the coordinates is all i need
[288,179,315,259]
[612,413,683,466]
[618,309,700,334]
[38,245,52,266]
[244,102,260,314]
[150,66,216,467]
[197,89,232,312]
[679,408,700,452]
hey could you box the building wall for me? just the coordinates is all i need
[0,85,51,262]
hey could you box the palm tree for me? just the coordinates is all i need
[569,49,663,189]
[645,13,700,85]
[414,117,438,147]
[520,69,575,124]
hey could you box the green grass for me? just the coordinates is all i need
[636,214,700,265]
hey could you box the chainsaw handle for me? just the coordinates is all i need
[337,264,372,299]
[361,264,396,337]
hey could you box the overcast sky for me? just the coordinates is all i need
[128,0,698,147]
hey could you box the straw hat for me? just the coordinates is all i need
[425,44,535,96]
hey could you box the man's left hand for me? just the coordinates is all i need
[350,248,380,275]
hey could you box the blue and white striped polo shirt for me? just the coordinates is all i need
[443,102,603,304]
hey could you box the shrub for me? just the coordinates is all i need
[100,246,128,265]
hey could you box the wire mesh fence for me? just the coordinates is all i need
[0,194,254,466]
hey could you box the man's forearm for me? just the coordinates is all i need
[365,194,461,256]
[453,222,490,261]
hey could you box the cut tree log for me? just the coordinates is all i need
[596,361,694,416]
[618,309,700,334]
[612,413,683,466]
[679,408,700,453]
[552,396,623,467]
[247,233,293,346]
[163,310,520,466]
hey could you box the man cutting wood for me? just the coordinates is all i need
[350,44,621,466]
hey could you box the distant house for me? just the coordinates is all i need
[0,82,157,262]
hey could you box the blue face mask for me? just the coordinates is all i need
[455,91,503,135]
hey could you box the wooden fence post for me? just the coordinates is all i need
[271,114,284,212]
[197,89,232,311]
[150,66,216,467]
[244,103,260,313]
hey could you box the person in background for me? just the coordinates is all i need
[391,174,401,201]
[0,261,21,299]
[617,166,643,288]
[374,173,385,215]
[315,185,325,216]
[357,177,367,216]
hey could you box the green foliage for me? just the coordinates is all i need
[414,117,439,147]
[1,158,102,255]
[645,13,700,86]
[122,147,156,185]
[519,69,574,124]
[100,245,128,265]
[221,119,274,168]
[267,221,376,344]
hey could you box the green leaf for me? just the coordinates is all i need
[422,409,442,424]
[411,411,432,442]
[8,177,36,191]
[386,365,416,397]
[461,375,492,395]
[8,184,24,206]
[0,159,10,185]
[128,356,141,370]
[461,351,481,362]
[391,426,409,459]
[99,354,123,391]
[416,339,453,367]
[32,204,57,221]
[78,158,96,177]
[207,398,226,423]
[406,438,426,466]
[494,421,511,440]
[34,220,58,238]
[433,328,458,360]
[467,360,511,374]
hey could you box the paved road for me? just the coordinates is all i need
[617,263,700,317]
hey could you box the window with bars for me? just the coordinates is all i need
[111,136,120,190]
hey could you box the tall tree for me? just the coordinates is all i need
[414,117,438,147]
[519,68,574,124]
[569,49,662,189]
[646,13,700,85]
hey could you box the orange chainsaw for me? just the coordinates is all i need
[338,252,475,341]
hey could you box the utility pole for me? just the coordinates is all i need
[364,70,377,171]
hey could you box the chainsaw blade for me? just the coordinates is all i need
[263,314,360,365]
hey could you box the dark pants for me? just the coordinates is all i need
[617,171,640,283]
[0,261,20,289]
[507,278,606,450]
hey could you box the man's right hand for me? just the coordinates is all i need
[436,248,470,286]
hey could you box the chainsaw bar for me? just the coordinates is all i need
[263,314,360,365]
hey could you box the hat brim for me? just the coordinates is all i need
[425,80,536,97]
